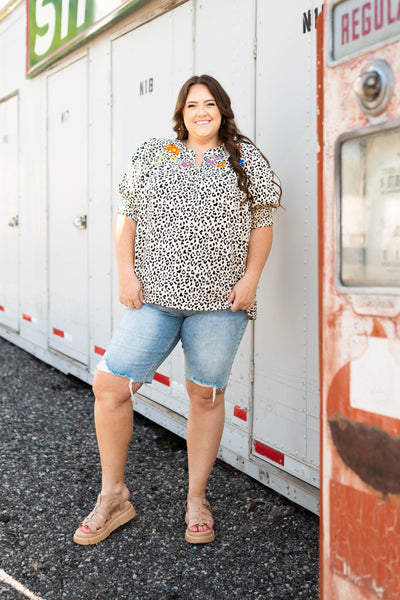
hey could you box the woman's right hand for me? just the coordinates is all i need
[119,273,145,309]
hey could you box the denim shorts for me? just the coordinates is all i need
[97,303,248,391]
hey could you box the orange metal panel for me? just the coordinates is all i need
[330,482,400,600]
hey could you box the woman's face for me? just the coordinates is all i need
[182,84,222,146]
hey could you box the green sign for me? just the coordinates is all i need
[27,0,146,77]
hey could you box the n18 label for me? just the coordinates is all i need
[140,78,154,96]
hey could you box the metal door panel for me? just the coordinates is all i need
[47,57,89,364]
[195,0,256,136]
[0,94,19,332]
[253,1,321,473]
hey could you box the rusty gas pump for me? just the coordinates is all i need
[320,1,400,598]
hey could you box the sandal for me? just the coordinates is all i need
[185,496,215,544]
[73,490,136,545]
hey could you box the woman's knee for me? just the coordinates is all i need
[93,370,142,405]
[186,380,225,406]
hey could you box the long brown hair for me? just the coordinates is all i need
[172,74,281,208]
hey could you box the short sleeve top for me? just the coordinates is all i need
[117,138,278,319]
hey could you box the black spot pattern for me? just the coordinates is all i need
[117,138,278,319]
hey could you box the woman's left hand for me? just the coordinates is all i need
[225,274,258,312]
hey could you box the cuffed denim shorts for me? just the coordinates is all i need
[97,303,248,392]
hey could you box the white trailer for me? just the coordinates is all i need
[0,0,322,513]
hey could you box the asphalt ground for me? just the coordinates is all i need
[0,336,319,600]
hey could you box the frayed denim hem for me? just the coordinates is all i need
[97,356,152,385]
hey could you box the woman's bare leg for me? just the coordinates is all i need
[77,370,142,535]
[185,380,225,531]
[92,370,142,495]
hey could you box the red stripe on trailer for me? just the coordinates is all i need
[254,441,285,466]
[154,372,170,386]
[94,346,106,356]
[53,328,64,338]
[0,306,5,312]
[22,314,32,322]
[234,406,248,421]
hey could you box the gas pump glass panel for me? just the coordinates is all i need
[338,122,400,290]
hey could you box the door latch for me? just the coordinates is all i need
[72,215,87,230]
[8,215,19,228]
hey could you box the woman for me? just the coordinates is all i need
[73,74,280,546]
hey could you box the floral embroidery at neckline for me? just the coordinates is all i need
[164,143,182,155]
[154,142,241,169]
[154,144,182,166]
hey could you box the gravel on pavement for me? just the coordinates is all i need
[0,337,319,600]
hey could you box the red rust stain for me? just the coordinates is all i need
[330,481,400,599]
[370,319,386,338]
[329,413,400,496]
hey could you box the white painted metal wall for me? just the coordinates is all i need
[0,93,19,332]
[0,0,321,513]
[254,1,321,490]
[47,57,89,364]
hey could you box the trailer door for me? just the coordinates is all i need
[47,56,89,365]
[252,1,320,488]
[0,93,19,332]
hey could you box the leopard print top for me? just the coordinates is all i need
[117,138,278,319]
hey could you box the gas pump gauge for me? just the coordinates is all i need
[353,59,394,115]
